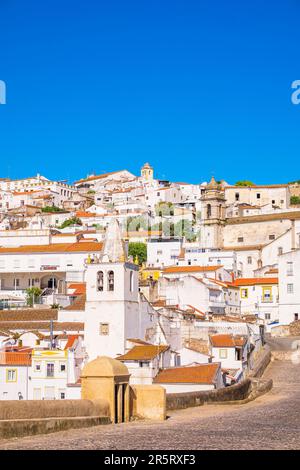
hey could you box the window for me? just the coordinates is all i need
[139,361,150,368]
[100,323,109,335]
[294,314,299,321]
[14,278,20,289]
[238,237,244,243]
[46,363,55,377]
[287,262,293,276]
[60,391,66,400]
[207,204,211,219]
[219,349,228,359]
[278,247,283,256]
[265,313,271,320]
[6,369,17,382]
[60,362,66,372]
[108,271,114,291]
[130,271,134,292]
[241,288,248,299]
[34,362,41,372]
[97,271,104,291]
[272,200,275,204]
[287,284,294,294]
[269,234,275,240]
[247,256,252,264]
[256,193,261,199]
[235,193,240,201]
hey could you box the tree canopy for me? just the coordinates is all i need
[128,242,147,265]
[235,180,256,187]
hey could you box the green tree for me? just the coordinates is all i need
[235,180,256,187]
[290,195,300,205]
[174,220,196,241]
[59,217,82,229]
[25,287,42,307]
[155,202,174,217]
[128,242,147,265]
[41,205,63,213]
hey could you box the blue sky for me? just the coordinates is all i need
[0,0,300,185]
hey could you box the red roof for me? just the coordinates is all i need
[163,265,222,274]
[210,334,247,348]
[64,335,79,350]
[153,363,220,385]
[231,277,278,286]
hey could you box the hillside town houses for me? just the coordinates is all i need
[0,164,299,400]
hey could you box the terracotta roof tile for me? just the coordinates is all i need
[210,334,247,348]
[0,242,103,254]
[117,345,169,361]
[0,309,58,322]
[231,277,278,286]
[163,265,222,274]
[153,363,220,385]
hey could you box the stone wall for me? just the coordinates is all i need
[0,399,110,439]
[248,345,271,378]
[166,379,252,410]
[0,399,109,420]
[166,346,272,411]
[130,385,166,421]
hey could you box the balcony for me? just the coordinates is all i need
[260,296,277,303]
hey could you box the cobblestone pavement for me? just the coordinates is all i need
[1,338,300,450]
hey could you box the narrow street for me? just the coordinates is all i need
[1,337,300,450]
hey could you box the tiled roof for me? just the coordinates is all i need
[0,241,103,254]
[117,345,169,361]
[0,347,32,366]
[63,294,86,311]
[0,309,58,322]
[231,277,278,286]
[0,321,84,331]
[226,211,300,225]
[74,170,128,184]
[210,334,247,348]
[153,363,220,385]
[163,265,222,274]
[75,211,97,218]
[64,335,79,350]
[68,283,86,296]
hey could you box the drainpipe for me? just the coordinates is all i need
[291,220,296,251]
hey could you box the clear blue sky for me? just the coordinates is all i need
[0,0,300,185]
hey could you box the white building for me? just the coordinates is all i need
[232,277,279,323]
[278,249,300,324]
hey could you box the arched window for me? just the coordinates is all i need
[97,271,104,291]
[130,271,134,292]
[207,204,211,219]
[108,271,114,291]
[219,204,222,219]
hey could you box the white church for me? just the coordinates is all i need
[84,219,159,361]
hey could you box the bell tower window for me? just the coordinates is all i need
[97,271,104,291]
[108,271,114,291]
[207,204,211,219]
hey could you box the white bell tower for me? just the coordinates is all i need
[84,220,140,361]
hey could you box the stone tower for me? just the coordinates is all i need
[200,177,226,249]
[84,220,140,361]
[141,162,154,181]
